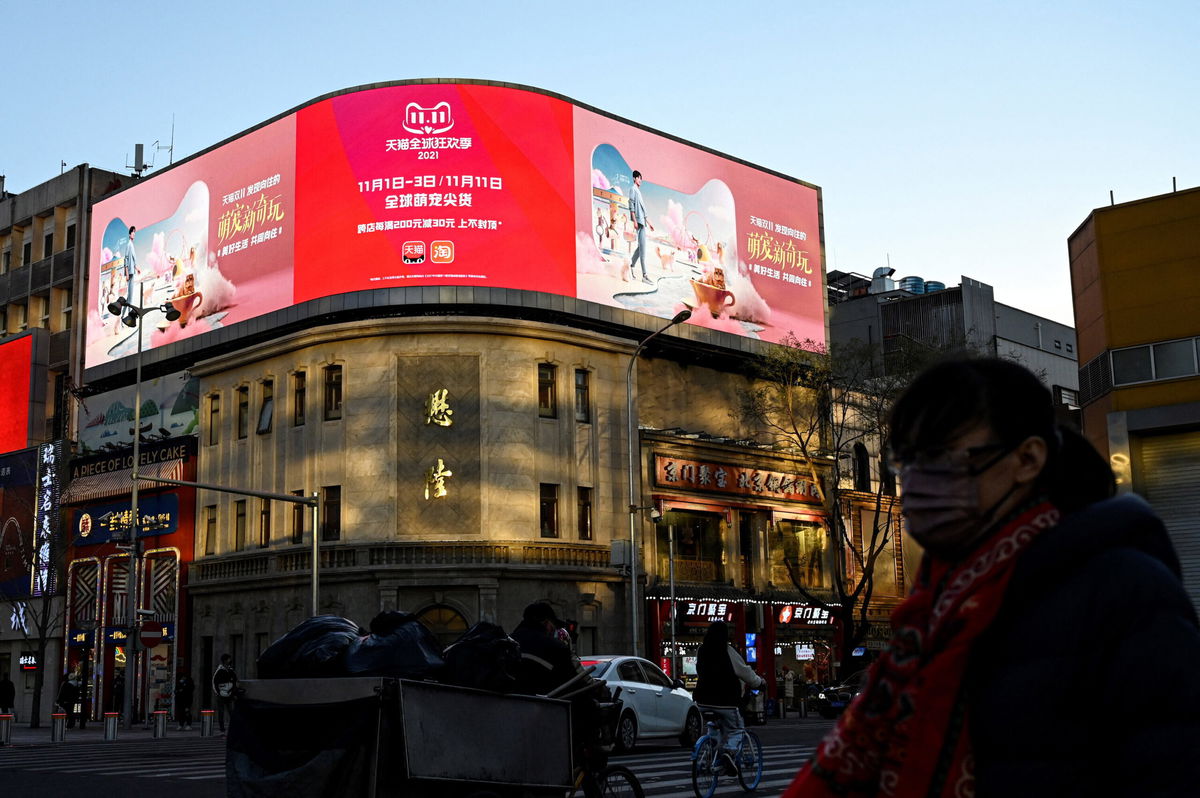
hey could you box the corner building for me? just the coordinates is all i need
[80,80,832,684]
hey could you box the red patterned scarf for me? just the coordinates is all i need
[783,501,1061,798]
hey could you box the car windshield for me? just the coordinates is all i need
[580,660,612,678]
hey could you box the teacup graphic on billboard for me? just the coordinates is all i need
[91,181,222,361]
[579,143,771,331]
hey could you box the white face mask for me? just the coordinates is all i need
[897,444,1017,557]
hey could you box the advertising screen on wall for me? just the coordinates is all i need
[0,333,35,452]
[87,82,824,368]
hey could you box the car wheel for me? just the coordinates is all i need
[614,711,637,754]
[679,708,702,747]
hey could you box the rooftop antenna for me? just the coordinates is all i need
[152,114,176,166]
[60,160,67,174]
[1173,176,1177,192]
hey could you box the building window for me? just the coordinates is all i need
[540,483,559,538]
[324,365,342,421]
[1,250,9,274]
[574,369,591,423]
[13,304,26,332]
[204,505,217,555]
[291,490,306,544]
[234,500,247,551]
[208,394,220,445]
[293,371,306,426]
[257,380,274,434]
[236,386,249,439]
[55,286,73,332]
[1153,339,1197,380]
[43,232,54,259]
[1111,346,1153,385]
[31,295,49,329]
[258,499,271,547]
[538,364,557,418]
[1066,343,1073,353]
[853,443,871,492]
[577,487,593,540]
[321,486,341,541]
[65,224,76,250]
[22,241,31,266]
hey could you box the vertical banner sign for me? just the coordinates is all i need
[32,441,61,596]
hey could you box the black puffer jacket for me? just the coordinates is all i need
[967,494,1200,797]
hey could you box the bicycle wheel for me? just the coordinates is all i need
[598,764,645,798]
[691,736,721,798]
[735,730,764,791]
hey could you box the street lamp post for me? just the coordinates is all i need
[108,286,180,729]
[625,309,690,657]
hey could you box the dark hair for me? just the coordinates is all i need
[889,358,1114,512]
[700,620,729,651]
[632,170,642,180]
[128,225,136,235]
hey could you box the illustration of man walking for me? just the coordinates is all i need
[629,170,654,284]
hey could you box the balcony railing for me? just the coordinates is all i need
[190,539,612,585]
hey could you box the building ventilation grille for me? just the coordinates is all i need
[1078,353,1113,406]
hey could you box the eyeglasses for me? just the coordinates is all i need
[886,442,1012,477]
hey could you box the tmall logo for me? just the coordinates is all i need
[403,101,454,135]
[403,242,426,264]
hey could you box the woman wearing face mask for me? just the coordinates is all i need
[784,358,1200,798]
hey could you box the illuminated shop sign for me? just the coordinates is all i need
[86,82,824,369]
[19,651,39,671]
[32,442,61,596]
[680,601,735,627]
[653,454,823,503]
[73,493,180,545]
[777,604,832,625]
[68,629,97,648]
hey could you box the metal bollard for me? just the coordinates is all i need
[0,714,12,745]
[200,709,215,737]
[152,710,168,739]
[104,712,119,741]
[51,712,66,742]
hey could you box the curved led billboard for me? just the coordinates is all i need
[86,82,823,369]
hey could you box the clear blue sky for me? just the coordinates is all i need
[4,1,1196,325]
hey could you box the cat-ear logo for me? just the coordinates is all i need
[403,101,454,135]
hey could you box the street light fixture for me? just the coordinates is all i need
[625,308,691,657]
[112,285,180,730]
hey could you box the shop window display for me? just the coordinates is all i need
[770,520,829,589]
[657,510,725,583]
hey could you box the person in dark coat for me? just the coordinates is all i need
[212,654,238,733]
[785,358,1200,798]
[174,672,195,731]
[694,621,765,771]
[56,675,79,729]
[509,602,583,696]
[0,672,16,717]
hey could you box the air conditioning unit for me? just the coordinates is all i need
[610,539,631,567]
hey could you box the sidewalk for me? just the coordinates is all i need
[2,720,224,746]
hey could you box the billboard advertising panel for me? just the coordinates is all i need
[87,82,823,368]
[0,334,33,452]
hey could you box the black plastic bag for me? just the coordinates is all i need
[441,621,522,693]
[343,611,445,679]
[257,615,363,679]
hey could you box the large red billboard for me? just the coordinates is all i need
[87,82,823,369]
[0,334,34,453]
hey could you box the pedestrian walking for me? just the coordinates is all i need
[782,666,796,715]
[0,672,15,718]
[783,358,1200,797]
[175,671,195,730]
[111,671,125,716]
[212,654,238,733]
[56,675,79,729]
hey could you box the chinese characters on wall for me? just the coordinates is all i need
[423,388,454,500]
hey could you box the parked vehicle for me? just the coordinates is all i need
[581,655,704,752]
[811,669,869,719]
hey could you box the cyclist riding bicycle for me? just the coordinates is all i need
[693,621,766,774]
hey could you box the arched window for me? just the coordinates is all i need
[416,604,469,648]
[853,443,871,492]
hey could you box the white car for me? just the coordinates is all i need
[580,654,703,752]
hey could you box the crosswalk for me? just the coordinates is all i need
[0,737,812,794]
[613,742,812,797]
[0,736,227,781]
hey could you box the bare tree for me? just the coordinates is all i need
[740,334,953,677]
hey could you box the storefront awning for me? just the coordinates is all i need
[62,460,184,504]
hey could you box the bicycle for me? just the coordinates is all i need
[554,679,645,798]
[690,709,764,798]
